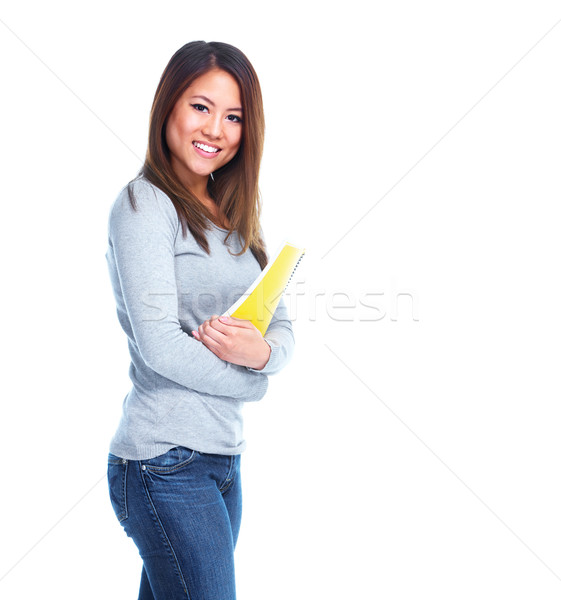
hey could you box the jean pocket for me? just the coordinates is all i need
[107,454,129,522]
[141,446,197,474]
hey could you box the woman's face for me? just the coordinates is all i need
[166,68,243,192]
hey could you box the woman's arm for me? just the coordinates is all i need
[107,179,268,401]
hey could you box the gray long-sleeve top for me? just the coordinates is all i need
[106,176,295,460]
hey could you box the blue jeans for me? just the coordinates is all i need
[107,446,242,600]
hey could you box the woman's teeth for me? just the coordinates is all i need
[193,142,219,153]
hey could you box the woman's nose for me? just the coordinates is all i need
[202,115,222,139]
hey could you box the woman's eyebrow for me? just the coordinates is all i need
[191,94,242,112]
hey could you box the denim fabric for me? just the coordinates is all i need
[107,446,242,600]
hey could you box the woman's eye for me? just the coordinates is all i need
[227,114,242,123]
[192,104,208,112]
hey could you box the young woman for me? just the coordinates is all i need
[106,41,294,600]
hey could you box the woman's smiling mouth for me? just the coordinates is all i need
[193,141,221,156]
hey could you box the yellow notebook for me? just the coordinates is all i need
[222,241,305,335]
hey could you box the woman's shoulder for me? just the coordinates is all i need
[127,174,175,206]
[109,175,179,231]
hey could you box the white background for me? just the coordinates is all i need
[1,1,561,598]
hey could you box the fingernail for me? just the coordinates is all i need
[219,316,228,323]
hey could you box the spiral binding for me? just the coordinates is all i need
[283,250,305,294]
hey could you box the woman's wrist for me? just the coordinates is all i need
[249,339,271,371]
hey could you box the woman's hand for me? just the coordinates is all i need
[192,315,271,370]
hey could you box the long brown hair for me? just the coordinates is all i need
[128,41,268,269]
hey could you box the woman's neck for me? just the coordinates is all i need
[171,168,231,229]
[199,194,231,230]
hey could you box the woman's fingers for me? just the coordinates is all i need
[192,316,259,364]
[217,315,255,329]
[198,317,228,345]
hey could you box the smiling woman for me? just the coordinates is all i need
[104,41,295,600]
[165,69,243,212]
[141,41,266,258]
